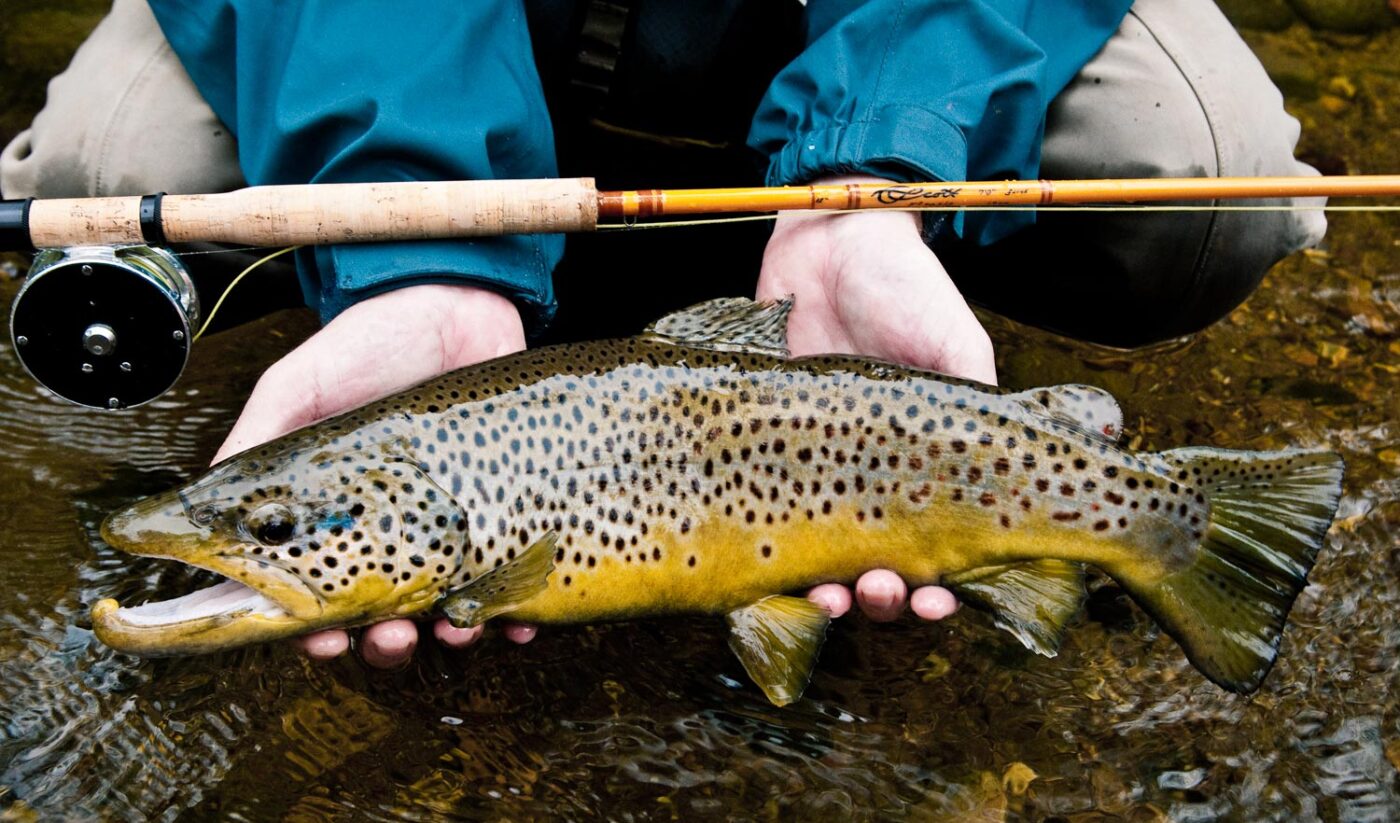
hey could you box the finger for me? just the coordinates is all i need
[855,570,908,622]
[432,619,485,649]
[893,290,997,386]
[932,315,997,385]
[361,620,419,668]
[806,583,853,618]
[296,629,351,660]
[910,586,959,621]
[213,358,319,463]
[910,275,997,386]
[501,623,537,644]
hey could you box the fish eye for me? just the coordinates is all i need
[248,503,296,546]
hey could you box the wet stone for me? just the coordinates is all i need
[1290,0,1397,32]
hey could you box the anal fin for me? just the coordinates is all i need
[945,560,1086,656]
[441,532,558,627]
[726,595,830,706]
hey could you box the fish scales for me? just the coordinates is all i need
[219,339,1157,620]
[93,298,1344,704]
[330,339,1169,622]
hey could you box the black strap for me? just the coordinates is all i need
[569,0,630,116]
[139,192,167,246]
[0,198,33,251]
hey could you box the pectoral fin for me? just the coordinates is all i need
[441,532,558,627]
[945,560,1085,656]
[726,595,830,706]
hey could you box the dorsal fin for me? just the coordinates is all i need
[1009,384,1123,442]
[644,297,792,357]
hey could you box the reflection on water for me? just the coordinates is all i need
[1,12,1398,823]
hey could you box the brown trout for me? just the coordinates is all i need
[94,298,1343,704]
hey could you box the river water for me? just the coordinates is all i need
[0,6,1397,821]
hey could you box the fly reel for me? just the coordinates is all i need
[9,245,198,409]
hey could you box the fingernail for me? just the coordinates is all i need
[297,632,348,660]
[362,624,418,669]
[503,624,537,644]
[435,622,483,647]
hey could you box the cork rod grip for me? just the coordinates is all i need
[26,178,599,248]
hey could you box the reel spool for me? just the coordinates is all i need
[9,245,198,410]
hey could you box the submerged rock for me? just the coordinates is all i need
[1,9,104,78]
[1217,0,1298,30]
[1247,40,1323,101]
[1288,0,1397,33]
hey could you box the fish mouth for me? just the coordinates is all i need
[94,577,286,636]
[102,578,286,626]
[91,566,323,657]
[94,498,327,656]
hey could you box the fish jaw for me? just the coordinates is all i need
[92,582,314,657]
[95,491,331,655]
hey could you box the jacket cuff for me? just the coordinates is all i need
[764,104,967,187]
[763,104,973,244]
[297,235,559,333]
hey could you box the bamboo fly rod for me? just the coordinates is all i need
[2,175,1398,251]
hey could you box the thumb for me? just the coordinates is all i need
[211,345,332,464]
[848,256,998,385]
[922,307,998,386]
[211,285,525,464]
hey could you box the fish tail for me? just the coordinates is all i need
[1111,447,1343,693]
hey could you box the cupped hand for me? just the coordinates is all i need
[212,283,536,668]
[757,176,999,623]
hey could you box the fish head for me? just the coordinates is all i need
[93,443,469,656]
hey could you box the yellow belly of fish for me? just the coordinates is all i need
[505,495,1133,624]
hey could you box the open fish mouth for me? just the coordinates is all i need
[100,578,290,628]
[94,495,328,655]
[92,569,317,656]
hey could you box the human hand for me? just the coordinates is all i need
[757,176,998,623]
[212,283,538,668]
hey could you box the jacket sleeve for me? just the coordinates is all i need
[147,0,561,329]
[747,0,1133,246]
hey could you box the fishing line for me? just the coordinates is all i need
[596,203,1400,231]
[173,246,274,258]
[191,245,299,342]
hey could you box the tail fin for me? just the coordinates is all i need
[1122,447,1343,693]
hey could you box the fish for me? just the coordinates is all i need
[93,298,1344,705]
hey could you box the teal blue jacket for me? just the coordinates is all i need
[148,0,1132,329]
